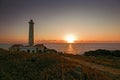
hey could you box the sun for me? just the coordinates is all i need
[64,34,76,43]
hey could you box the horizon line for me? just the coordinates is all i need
[0,40,120,44]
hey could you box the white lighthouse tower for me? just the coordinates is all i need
[29,20,34,46]
[9,19,47,53]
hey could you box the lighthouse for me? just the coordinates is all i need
[9,19,46,53]
[29,20,34,46]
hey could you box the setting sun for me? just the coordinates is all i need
[64,34,77,43]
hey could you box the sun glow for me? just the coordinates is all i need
[64,34,77,43]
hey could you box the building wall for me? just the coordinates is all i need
[19,46,45,53]
[20,47,37,53]
[9,44,46,53]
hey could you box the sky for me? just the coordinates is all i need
[0,0,120,43]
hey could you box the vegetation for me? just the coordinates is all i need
[64,49,120,80]
[0,49,81,80]
[84,49,120,57]
[0,49,120,80]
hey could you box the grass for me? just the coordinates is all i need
[0,49,120,80]
[0,49,81,80]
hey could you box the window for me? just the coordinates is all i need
[27,49,30,53]
[32,50,34,53]
[39,50,42,53]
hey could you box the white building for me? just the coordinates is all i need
[9,20,46,53]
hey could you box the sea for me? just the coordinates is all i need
[0,43,120,55]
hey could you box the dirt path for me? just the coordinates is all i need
[63,56,120,75]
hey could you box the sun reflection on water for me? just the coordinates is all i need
[66,44,76,54]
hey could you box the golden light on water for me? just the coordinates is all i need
[64,34,77,43]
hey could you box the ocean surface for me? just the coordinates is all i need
[0,43,120,55]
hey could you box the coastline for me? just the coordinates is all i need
[0,43,120,55]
